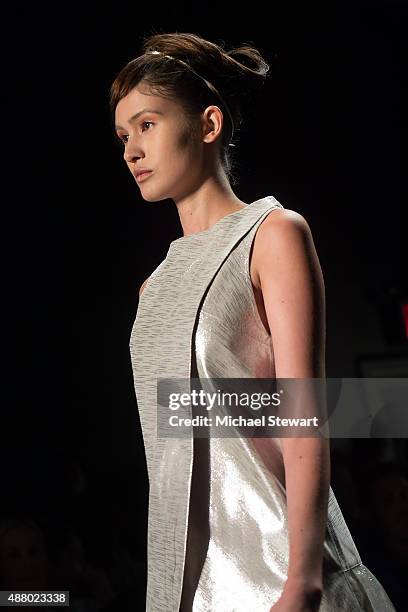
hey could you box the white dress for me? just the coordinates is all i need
[129,195,396,611]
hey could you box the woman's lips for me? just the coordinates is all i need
[136,171,153,183]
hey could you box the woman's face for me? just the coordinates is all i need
[115,86,204,202]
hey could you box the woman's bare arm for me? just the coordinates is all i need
[253,209,328,603]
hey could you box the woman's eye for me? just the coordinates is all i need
[117,121,153,145]
[141,120,154,132]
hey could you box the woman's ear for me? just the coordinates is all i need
[202,105,224,144]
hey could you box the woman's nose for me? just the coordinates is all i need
[124,149,140,164]
[123,138,143,164]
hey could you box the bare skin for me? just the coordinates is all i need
[116,85,327,611]
[250,210,327,612]
[115,85,248,239]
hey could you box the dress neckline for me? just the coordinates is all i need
[169,204,250,245]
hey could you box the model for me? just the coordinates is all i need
[110,32,396,612]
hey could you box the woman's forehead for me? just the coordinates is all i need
[115,88,175,123]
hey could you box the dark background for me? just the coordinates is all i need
[1,2,407,610]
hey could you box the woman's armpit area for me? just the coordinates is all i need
[249,436,286,488]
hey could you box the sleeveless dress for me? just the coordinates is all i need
[129,195,396,612]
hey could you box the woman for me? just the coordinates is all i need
[110,32,396,612]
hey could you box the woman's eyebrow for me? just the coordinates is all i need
[115,108,164,130]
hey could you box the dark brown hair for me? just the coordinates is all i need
[109,32,270,186]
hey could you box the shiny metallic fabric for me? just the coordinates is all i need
[129,196,396,611]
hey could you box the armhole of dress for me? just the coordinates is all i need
[245,206,284,339]
[139,259,166,302]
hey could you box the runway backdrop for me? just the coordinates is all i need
[1,2,407,610]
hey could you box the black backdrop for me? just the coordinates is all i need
[1,2,407,610]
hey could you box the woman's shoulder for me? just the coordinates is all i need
[254,207,313,251]
[250,207,318,285]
